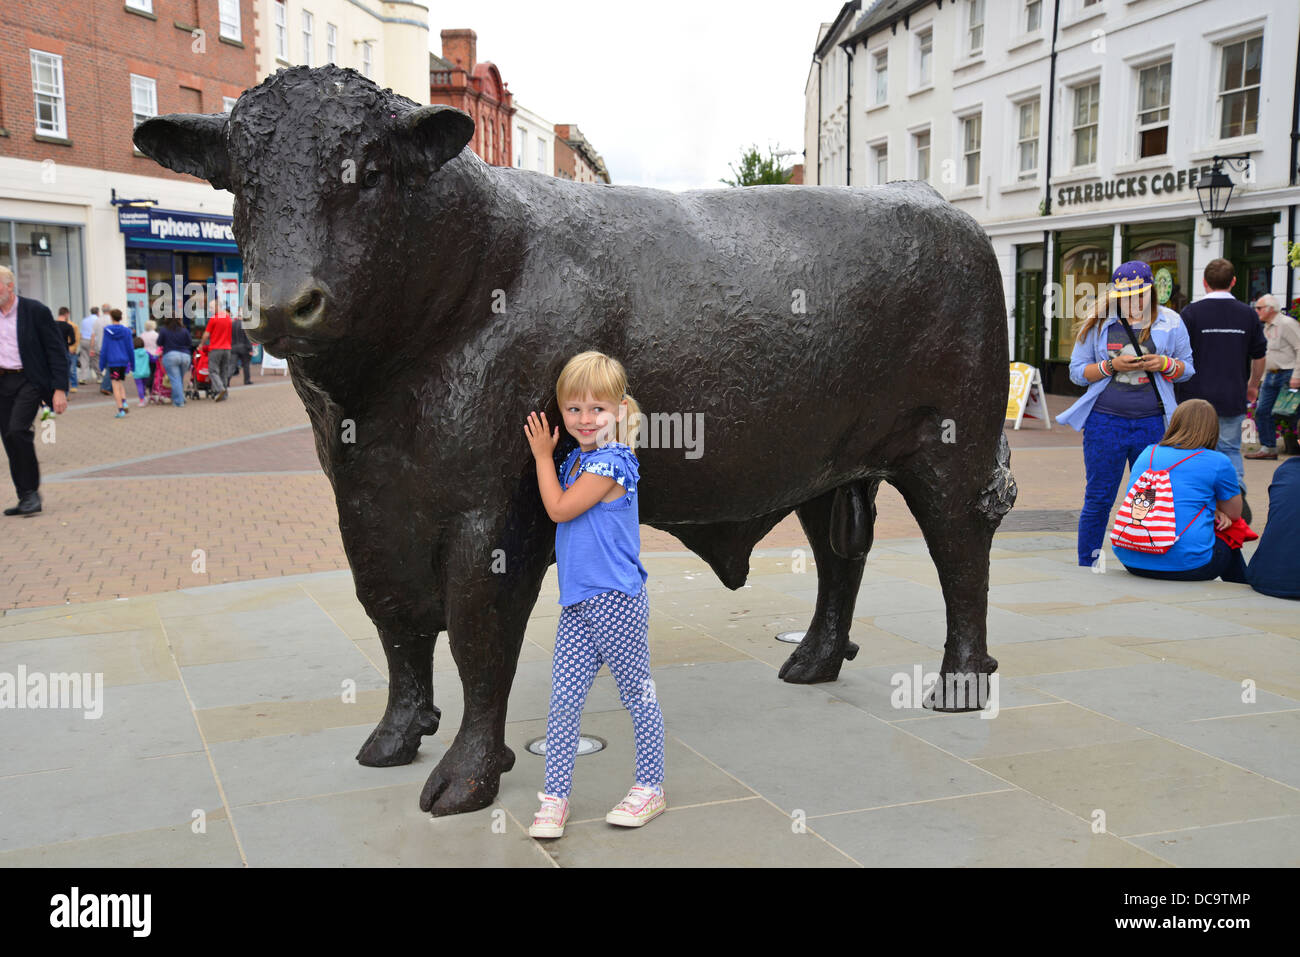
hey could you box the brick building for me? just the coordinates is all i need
[429,28,513,167]
[554,123,609,184]
[0,0,256,325]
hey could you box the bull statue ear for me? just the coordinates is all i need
[399,105,475,172]
[133,113,232,191]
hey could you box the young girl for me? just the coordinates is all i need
[132,336,151,407]
[522,351,664,838]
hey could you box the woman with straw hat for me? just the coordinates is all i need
[1057,260,1195,567]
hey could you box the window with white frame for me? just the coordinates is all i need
[29,50,66,138]
[1072,80,1099,166]
[326,24,337,63]
[872,49,887,105]
[967,0,985,56]
[916,28,933,87]
[274,2,287,59]
[1136,60,1170,158]
[1218,34,1262,139]
[516,128,527,167]
[223,96,239,113]
[302,11,314,67]
[218,0,240,41]
[536,138,546,173]
[125,0,153,12]
[361,41,373,78]
[913,129,931,180]
[130,74,157,130]
[962,113,982,187]
[1026,0,1042,32]
[1017,98,1040,179]
[872,142,888,184]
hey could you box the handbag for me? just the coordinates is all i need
[1273,388,1300,419]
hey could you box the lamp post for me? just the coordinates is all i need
[1196,154,1252,223]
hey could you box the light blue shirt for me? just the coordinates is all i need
[1056,305,1194,431]
[555,442,649,607]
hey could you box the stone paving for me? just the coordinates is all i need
[1,379,1296,866]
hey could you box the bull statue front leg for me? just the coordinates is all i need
[419,507,553,815]
[336,505,445,767]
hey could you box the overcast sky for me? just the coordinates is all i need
[426,1,836,191]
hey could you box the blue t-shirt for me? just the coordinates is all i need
[555,442,649,607]
[1247,458,1300,599]
[1113,444,1239,571]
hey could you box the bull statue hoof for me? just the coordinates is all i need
[356,705,442,767]
[419,740,517,816]
[923,654,1000,713]
[778,634,859,684]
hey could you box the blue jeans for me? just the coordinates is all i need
[161,351,191,406]
[67,353,78,389]
[1217,414,1246,493]
[1255,369,1294,450]
[1123,538,1248,583]
[1079,410,1167,566]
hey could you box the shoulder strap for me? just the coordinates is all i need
[1115,307,1166,416]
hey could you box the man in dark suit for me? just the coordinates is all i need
[1175,258,1267,522]
[0,264,69,516]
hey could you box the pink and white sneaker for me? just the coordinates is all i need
[605,784,666,827]
[528,792,569,839]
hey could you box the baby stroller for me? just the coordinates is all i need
[186,344,214,400]
[148,352,169,405]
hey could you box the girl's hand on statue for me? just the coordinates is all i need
[524,411,559,459]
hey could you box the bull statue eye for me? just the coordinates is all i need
[361,169,381,188]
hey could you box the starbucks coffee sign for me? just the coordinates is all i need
[1053,163,1251,208]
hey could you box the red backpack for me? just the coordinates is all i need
[1109,447,1206,554]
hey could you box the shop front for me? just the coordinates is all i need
[0,218,86,319]
[117,207,244,337]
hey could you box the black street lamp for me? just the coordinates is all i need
[1196,154,1252,223]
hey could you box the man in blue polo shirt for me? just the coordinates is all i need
[1175,258,1267,521]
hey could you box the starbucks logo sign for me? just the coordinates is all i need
[1154,267,1174,305]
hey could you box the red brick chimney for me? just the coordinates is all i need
[441,29,477,72]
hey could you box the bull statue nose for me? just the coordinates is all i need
[252,283,331,340]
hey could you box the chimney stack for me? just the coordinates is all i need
[441,29,477,72]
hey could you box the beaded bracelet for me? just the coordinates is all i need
[1098,359,1113,378]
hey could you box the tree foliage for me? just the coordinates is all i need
[720,144,794,186]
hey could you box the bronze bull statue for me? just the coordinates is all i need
[135,66,1016,816]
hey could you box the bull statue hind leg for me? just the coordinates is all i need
[894,432,1017,711]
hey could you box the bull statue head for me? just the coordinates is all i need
[133,66,475,357]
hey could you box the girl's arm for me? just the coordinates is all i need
[525,411,618,524]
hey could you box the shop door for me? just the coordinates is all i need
[1225,224,1274,304]
[1014,267,1043,368]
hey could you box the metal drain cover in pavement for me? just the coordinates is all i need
[775,631,805,644]
[526,736,607,756]
[997,508,1080,532]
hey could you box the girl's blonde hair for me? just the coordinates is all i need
[1074,288,1154,344]
[1161,398,1220,451]
[555,351,642,454]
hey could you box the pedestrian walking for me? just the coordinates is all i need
[157,316,193,407]
[99,309,134,418]
[78,305,98,385]
[132,336,151,407]
[1245,294,1300,460]
[1174,258,1267,519]
[231,314,254,385]
[0,264,68,516]
[1057,261,1195,567]
[523,351,663,839]
[141,319,161,399]
[93,304,113,395]
[199,306,233,401]
[55,307,79,393]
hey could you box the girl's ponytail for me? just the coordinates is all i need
[619,392,643,456]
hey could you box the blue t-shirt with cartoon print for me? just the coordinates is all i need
[555,441,649,607]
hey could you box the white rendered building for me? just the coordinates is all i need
[810,0,1300,393]
[513,102,555,177]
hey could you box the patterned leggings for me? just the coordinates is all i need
[543,586,664,798]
